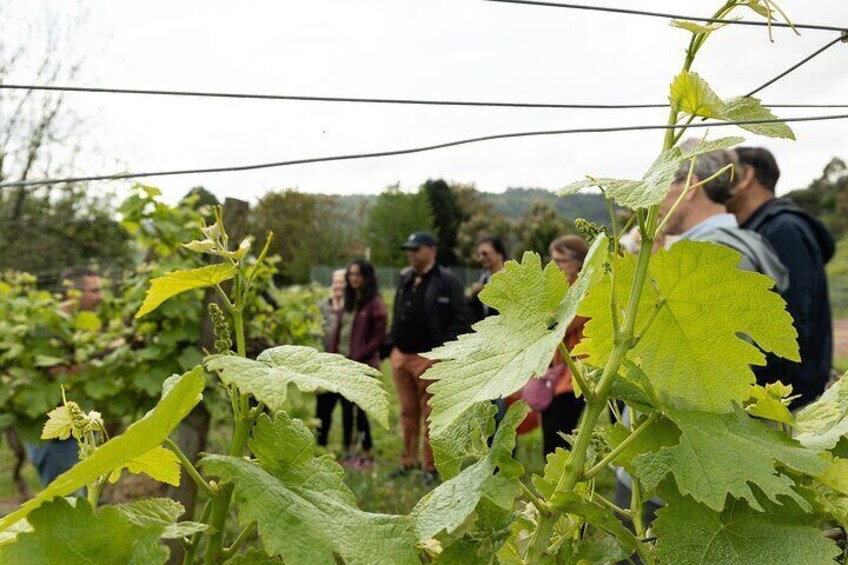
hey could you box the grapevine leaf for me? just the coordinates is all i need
[431,401,496,480]
[599,417,680,472]
[722,96,796,140]
[108,446,182,487]
[577,240,799,412]
[795,375,848,450]
[633,407,825,512]
[201,412,418,565]
[74,311,102,332]
[114,498,208,539]
[227,549,284,564]
[412,403,527,541]
[40,406,73,441]
[817,455,848,495]
[532,446,569,500]
[669,19,730,35]
[0,498,169,564]
[669,71,725,118]
[135,263,238,319]
[654,491,840,565]
[745,382,795,426]
[744,0,772,18]
[423,238,606,440]
[548,492,640,557]
[0,367,204,532]
[246,411,356,505]
[206,345,390,428]
[558,136,742,209]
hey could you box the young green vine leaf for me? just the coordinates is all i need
[107,445,182,486]
[795,375,848,450]
[205,345,391,428]
[576,240,798,412]
[0,367,204,532]
[423,237,607,443]
[558,136,743,209]
[113,498,208,539]
[135,263,238,318]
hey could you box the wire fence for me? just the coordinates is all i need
[310,265,484,291]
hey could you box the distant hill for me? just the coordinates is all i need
[483,188,609,224]
[330,187,609,228]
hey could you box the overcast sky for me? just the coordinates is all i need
[5,1,848,204]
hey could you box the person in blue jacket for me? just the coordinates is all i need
[727,146,835,407]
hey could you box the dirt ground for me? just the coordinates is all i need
[835,318,848,364]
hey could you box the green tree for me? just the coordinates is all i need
[421,179,462,265]
[362,184,434,267]
[787,157,848,238]
[248,189,353,283]
[453,184,512,266]
[514,200,574,257]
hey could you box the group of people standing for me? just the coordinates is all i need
[316,144,834,490]
[317,231,595,484]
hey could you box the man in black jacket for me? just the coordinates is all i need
[727,147,835,407]
[387,231,469,484]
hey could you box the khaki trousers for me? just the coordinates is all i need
[390,348,436,472]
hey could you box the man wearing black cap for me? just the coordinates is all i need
[388,231,469,484]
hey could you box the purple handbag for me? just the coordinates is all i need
[522,364,566,412]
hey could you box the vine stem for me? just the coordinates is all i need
[182,500,213,565]
[205,268,253,564]
[526,217,658,563]
[583,412,660,480]
[223,520,257,559]
[557,342,594,402]
[164,438,217,499]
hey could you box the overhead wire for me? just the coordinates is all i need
[1,113,847,189]
[485,0,848,34]
[1,83,846,110]
[0,2,843,189]
[744,31,848,97]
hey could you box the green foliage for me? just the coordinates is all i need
[795,374,848,450]
[136,263,238,319]
[654,491,841,565]
[558,136,743,209]
[577,240,798,412]
[514,201,575,256]
[422,179,463,265]
[206,345,390,427]
[668,71,795,140]
[113,498,208,539]
[0,498,169,564]
[0,271,127,439]
[0,367,203,530]
[634,407,824,511]
[362,184,435,266]
[424,241,604,440]
[202,412,419,565]
[247,189,353,284]
[2,4,845,563]
[412,403,527,541]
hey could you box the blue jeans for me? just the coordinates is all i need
[25,438,79,487]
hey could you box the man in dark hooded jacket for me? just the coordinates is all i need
[727,147,835,407]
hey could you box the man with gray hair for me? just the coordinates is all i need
[615,142,789,532]
[658,141,788,284]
